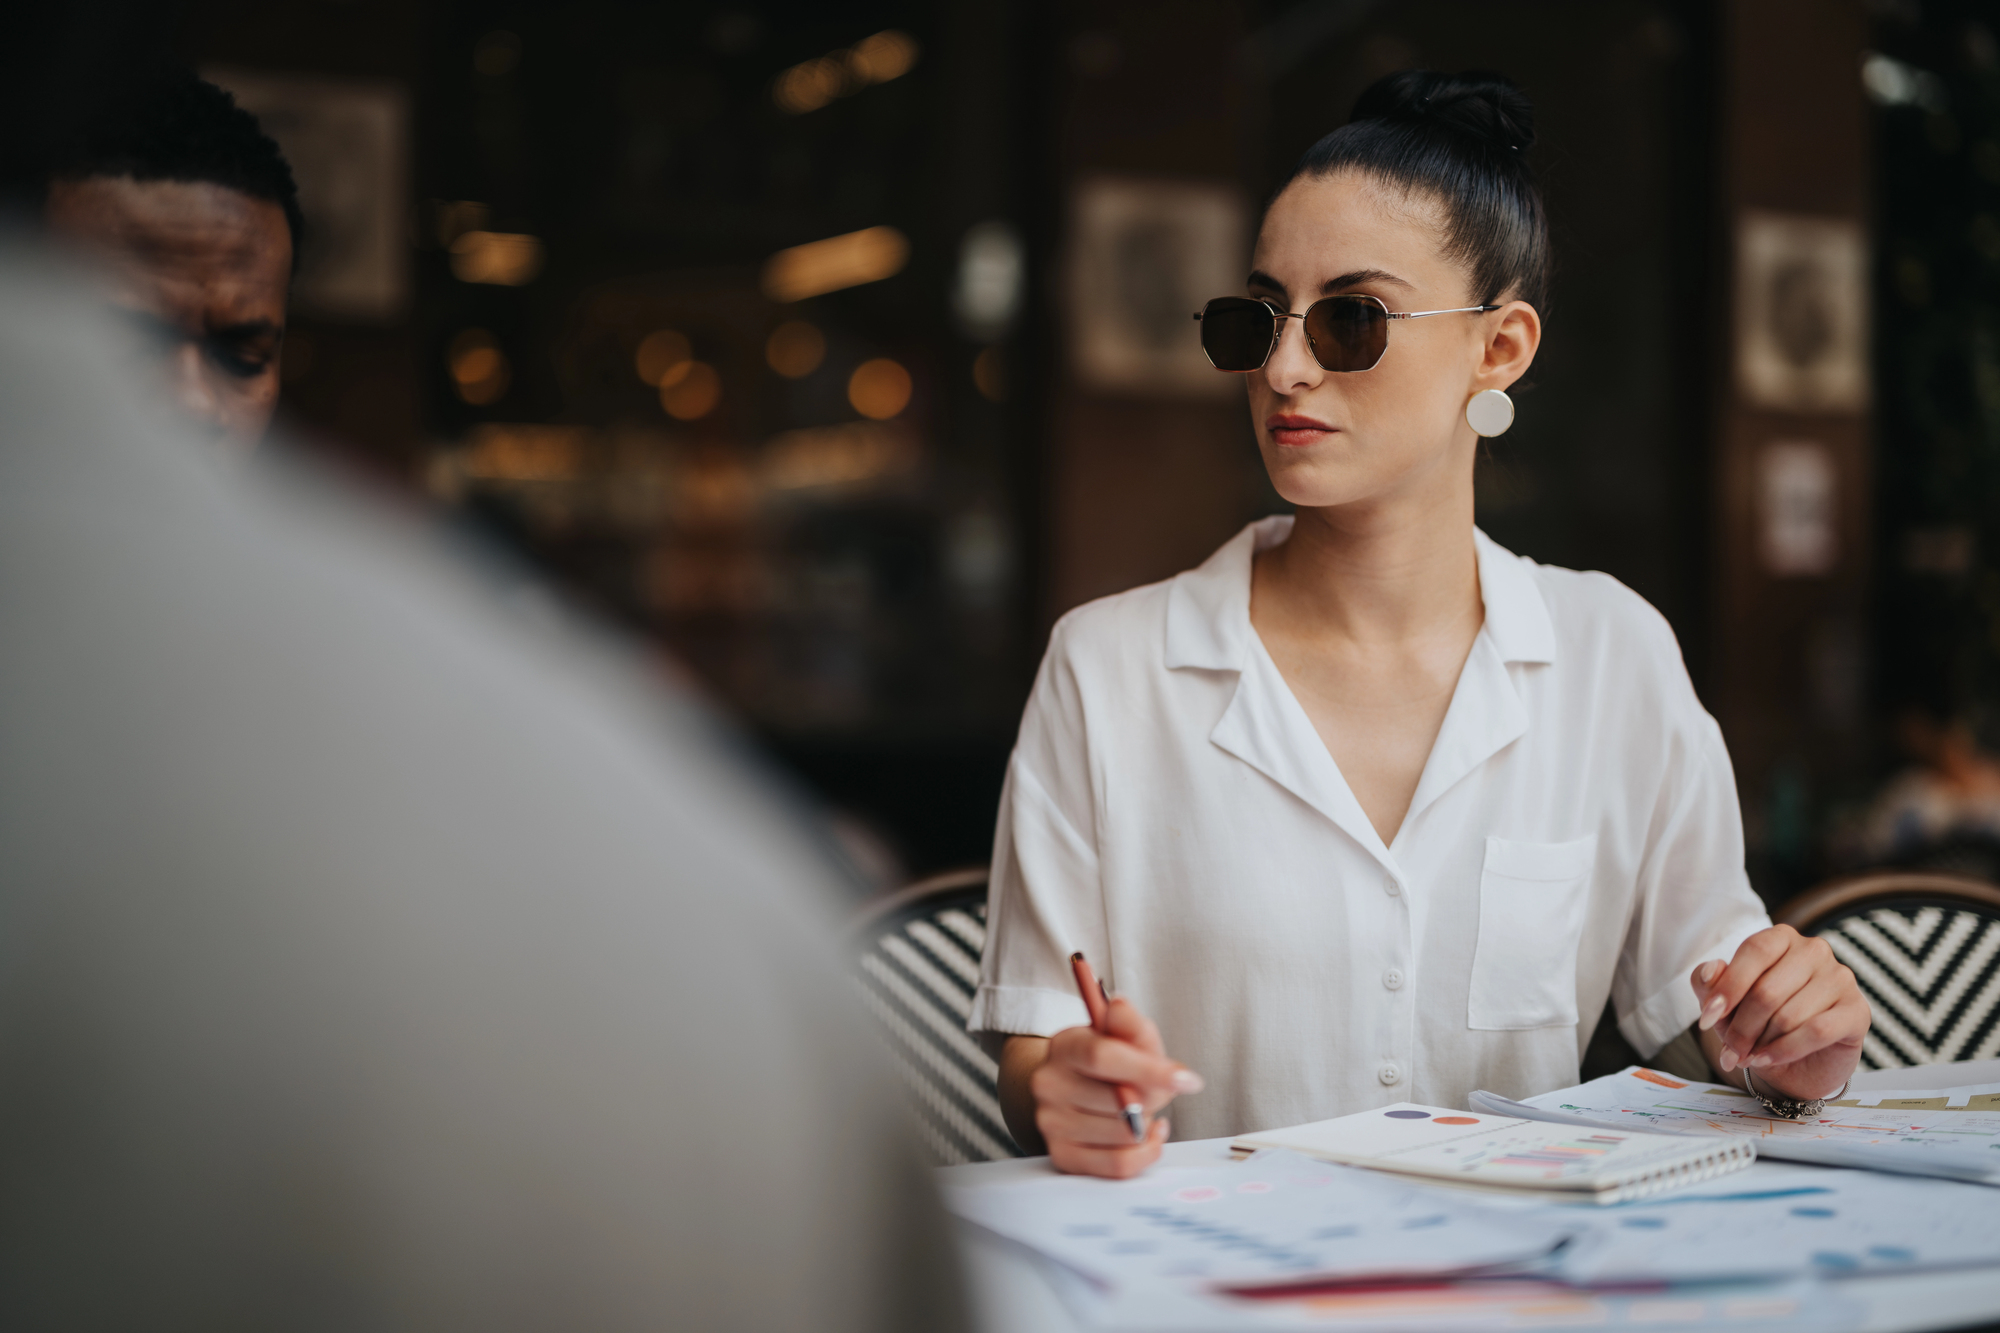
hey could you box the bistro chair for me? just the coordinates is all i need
[850,867,1023,1165]
[1774,871,2000,1069]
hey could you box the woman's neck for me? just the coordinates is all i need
[1254,473,1481,648]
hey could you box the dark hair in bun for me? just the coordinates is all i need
[1280,69,1549,314]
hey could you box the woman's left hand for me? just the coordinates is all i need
[1689,925,1869,1102]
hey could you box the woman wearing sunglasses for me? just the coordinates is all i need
[972,70,1867,1178]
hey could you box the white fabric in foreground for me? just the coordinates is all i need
[0,250,964,1333]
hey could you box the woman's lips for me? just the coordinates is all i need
[1265,414,1336,448]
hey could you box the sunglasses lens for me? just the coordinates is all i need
[1198,298,1276,372]
[1305,296,1389,372]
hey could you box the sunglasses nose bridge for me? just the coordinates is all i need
[1266,309,1324,380]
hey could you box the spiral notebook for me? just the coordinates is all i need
[1230,1102,1754,1204]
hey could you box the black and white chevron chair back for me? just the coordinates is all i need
[851,869,1022,1165]
[1778,873,2000,1070]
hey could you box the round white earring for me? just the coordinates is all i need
[1466,388,1514,437]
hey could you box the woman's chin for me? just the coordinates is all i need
[1264,455,1377,511]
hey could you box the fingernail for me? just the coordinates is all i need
[1718,1047,1737,1073]
[1748,1054,1772,1069]
[1172,1069,1206,1094]
[1698,996,1725,1030]
[1699,961,1722,986]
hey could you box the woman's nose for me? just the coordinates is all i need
[1262,314,1322,396]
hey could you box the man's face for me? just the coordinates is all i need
[46,177,292,447]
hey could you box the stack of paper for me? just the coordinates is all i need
[946,1148,1571,1294]
[1555,1160,2000,1283]
[1231,1102,1752,1202]
[1471,1067,2000,1182]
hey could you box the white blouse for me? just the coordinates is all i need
[971,517,1770,1142]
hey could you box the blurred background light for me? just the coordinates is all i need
[662,361,721,420]
[449,230,544,286]
[447,328,510,405]
[848,358,912,420]
[1862,51,1944,109]
[848,30,919,83]
[761,225,909,303]
[766,320,827,378]
[953,220,1025,341]
[763,422,916,492]
[635,329,694,387]
[452,424,584,482]
[772,29,918,114]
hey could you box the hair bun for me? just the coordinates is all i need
[1350,69,1535,157]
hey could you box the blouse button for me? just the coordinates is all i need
[1383,969,1404,990]
[1383,876,1402,897]
[1378,1064,1401,1085]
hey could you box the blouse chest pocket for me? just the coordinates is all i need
[1467,834,1599,1031]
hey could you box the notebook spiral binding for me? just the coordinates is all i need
[1593,1139,1756,1205]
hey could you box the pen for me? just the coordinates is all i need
[1070,951,1147,1144]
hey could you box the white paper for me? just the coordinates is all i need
[1476,1067,2000,1182]
[1234,1102,1750,1197]
[1553,1159,2000,1282]
[944,1148,1570,1293]
[1039,1253,1861,1332]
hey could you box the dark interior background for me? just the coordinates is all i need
[24,0,1978,901]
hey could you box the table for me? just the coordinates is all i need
[944,1061,2000,1333]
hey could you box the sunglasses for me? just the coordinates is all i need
[1193,294,1501,374]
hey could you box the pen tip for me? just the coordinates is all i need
[1070,951,1085,962]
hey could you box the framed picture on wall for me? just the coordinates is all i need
[1065,176,1248,399]
[1735,210,1869,415]
[206,68,410,323]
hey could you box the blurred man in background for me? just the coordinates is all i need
[41,66,298,447]
[0,253,966,1332]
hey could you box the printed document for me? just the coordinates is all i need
[1472,1066,2000,1182]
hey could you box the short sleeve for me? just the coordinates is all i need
[968,619,1101,1041]
[1613,707,1772,1056]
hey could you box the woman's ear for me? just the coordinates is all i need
[1477,299,1541,390]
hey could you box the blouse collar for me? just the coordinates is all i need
[1163,515,1557,672]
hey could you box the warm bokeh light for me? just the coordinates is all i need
[772,30,919,114]
[636,330,694,387]
[766,321,826,378]
[848,31,919,84]
[448,329,511,405]
[662,362,722,420]
[762,226,909,303]
[772,57,844,115]
[449,231,544,285]
[459,424,584,481]
[848,358,912,420]
[973,347,1005,402]
[763,422,917,492]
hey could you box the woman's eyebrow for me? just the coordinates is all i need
[1320,268,1413,294]
[1245,269,1286,297]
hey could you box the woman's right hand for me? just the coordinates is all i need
[998,999,1204,1178]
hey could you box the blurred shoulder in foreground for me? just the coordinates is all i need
[0,247,965,1333]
